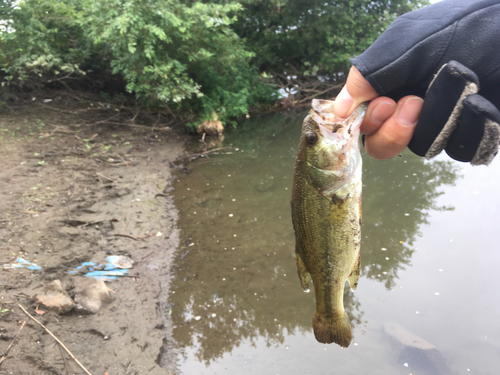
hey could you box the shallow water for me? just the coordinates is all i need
[167,110,500,375]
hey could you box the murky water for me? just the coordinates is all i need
[167,110,500,375]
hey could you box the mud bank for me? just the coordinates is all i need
[0,100,185,374]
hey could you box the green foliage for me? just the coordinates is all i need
[0,0,90,88]
[229,0,430,78]
[86,0,277,125]
[87,0,243,104]
[0,0,276,126]
[0,0,429,126]
[186,64,278,128]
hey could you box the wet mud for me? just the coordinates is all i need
[0,100,184,374]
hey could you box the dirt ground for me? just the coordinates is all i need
[0,95,188,375]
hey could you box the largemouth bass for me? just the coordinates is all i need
[290,99,367,348]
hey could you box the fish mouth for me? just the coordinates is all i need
[312,101,368,136]
[311,102,368,145]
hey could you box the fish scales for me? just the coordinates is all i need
[291,100,367,348]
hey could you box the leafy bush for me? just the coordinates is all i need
[0,0,428,127]
[185,64,278,129]
[0,0,91,89]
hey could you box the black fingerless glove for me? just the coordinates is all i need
[351,0,500,165]
[408,61,500,165]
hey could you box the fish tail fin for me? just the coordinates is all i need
[313,310,352,348]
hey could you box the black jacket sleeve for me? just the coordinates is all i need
[351,0,500,108]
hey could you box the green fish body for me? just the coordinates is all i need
[291,100,367,348]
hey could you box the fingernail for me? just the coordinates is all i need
[370,102,396,125]
[334,86,353,118]
[397,97,424,127]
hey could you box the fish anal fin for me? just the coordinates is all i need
[347,252,361,291]
[295,251,311,292]
[313,311,352,347]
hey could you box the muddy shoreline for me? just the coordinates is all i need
[0,100,187,374]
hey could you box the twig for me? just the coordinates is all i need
[77,220,103,228]
[188,147,233,161]
[96,172,116,184]
[0,320,26,365]
[91,112,121,126]
[152,111,161,131]
[18,304,93,375]
[94,121,172,131]
[112,233,143,241]
[21,210,40,215]
[50,125,75,136]
[130,108,140,123]
[58,342,71,375]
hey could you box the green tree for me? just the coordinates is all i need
[228,0,429,95]
[0,0,90,89]
[0,0,277,126]
[0,0,429,124]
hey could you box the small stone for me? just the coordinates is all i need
[33,279,75,314]
[74,278,111,314]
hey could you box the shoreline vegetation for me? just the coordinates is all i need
[0,0,430,130]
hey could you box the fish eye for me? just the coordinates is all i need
[305,132,318,145]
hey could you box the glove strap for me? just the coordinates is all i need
[472,118,500,165]
[424,63,478,159]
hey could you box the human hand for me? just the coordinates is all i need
[333,0,500,165]
[333,66,424,160]
[335,62,500,165]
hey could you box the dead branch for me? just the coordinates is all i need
[0,320,26,366]
[112,233,144,241]
[270,73,344,107]
[187,147,233,161]
[18,304,92,375]
[96,172,116,184]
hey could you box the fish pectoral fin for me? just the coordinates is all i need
[347,252,361,291]
[295,252,311,292]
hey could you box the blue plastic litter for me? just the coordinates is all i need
[1,257,42,271]
[84,269,130,280]
[69,255,134,281]
[1,255,134,282]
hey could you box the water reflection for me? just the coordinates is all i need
[362,156,459,289]
[166,109,460,369]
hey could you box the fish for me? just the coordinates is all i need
[290,99,368,348]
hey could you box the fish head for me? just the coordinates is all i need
[296,100,367,197]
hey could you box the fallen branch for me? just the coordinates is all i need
[187,147,233,161]
[93,121,172,131]
[77,220,104,228]
[91,112,121,126]
[96,172,116,184]
[0,320,26,366]
[112,233,144,241]
[18,304,93,375]
[58,342,71,375]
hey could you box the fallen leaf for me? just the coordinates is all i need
[35,305,46,315]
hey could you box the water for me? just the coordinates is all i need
[166,110,500,374]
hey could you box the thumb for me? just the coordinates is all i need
[334,66,379,118]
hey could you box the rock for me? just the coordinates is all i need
[383,322,453,375]
[34,279,75,314]
[74,278,111,314]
